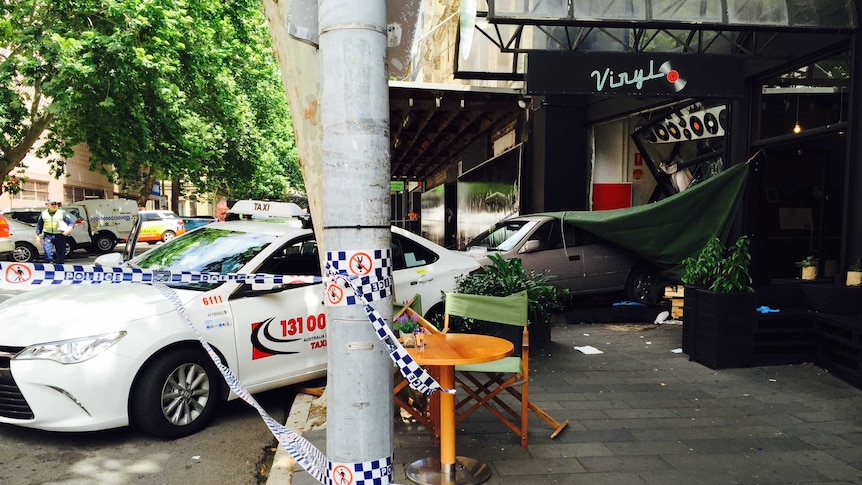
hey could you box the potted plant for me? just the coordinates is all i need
[680,235,755,369]
[796,255,818,281]
[451,253,567,351]
[847,259,862,287]
[393,312,421,347]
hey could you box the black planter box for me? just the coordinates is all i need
[685,287,756,369]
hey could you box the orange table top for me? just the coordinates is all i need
[407,333,513,366]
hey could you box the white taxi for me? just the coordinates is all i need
[0,201,479,438]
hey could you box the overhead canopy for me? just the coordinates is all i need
[389,81,522,183]
[456,0,857,80]
[536,162,750,279]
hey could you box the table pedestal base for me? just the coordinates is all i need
[405,456,491,485]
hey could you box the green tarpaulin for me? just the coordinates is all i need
[536,162,750,280]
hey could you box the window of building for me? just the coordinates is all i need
[13,180,49,202]
[64,186,106,203]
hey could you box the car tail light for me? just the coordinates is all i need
[0,215,10,238]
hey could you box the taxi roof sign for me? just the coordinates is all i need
[228,200,305,218]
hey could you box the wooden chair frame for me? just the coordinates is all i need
[392,295,443,440]
[446,292,569,448]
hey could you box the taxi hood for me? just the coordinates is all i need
[0,283,188,346]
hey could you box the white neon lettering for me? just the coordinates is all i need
[591,60,666,91]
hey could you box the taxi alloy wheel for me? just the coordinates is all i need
[161,230,176,243]
[131,348,222,439]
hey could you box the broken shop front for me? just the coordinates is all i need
[515,41,858,286]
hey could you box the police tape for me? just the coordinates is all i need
[1,261,320,286]
[0,253,449,485]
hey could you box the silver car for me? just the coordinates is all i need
[4,217,79,262]
[463,215,661,302]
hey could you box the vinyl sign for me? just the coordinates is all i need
[526,52,745,98]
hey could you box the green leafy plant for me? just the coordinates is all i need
[795,255,817,268]
[451,253,568,335]
[682,236,753,293]
[850,259,862,272]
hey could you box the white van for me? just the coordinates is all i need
[67,199,139,252]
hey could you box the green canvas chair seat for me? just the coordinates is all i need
[455,357,522,374]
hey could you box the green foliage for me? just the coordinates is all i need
[682,236,753,293]
[850,259,862,272]
[1,0,302,203]
[795,255,817,268]
[452,253,567,332]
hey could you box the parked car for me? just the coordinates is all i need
[137,210,186,243]
[4,217,78,262]
[2,207,90,257]
[463,214,662,302]
[0,200,479,438]
[0,214,12,257]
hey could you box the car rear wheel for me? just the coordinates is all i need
[130,348,222,439]
[64,240,75,258]
[12,242,37,263]
[624,264,661,303]
[93,233,116,253]
[161,230,176,243]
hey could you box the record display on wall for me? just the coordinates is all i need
[649,104,726,144]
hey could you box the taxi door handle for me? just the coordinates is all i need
[411,274,434,285]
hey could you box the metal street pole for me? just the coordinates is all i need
[319,0,393,467]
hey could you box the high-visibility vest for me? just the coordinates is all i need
[41,209,68,235]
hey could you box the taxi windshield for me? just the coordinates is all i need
[133,227,276,290]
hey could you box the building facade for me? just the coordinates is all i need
[392,0,861,286]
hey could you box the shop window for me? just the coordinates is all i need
[757,51,850,141]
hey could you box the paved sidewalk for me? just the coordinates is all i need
[276,321,862,485]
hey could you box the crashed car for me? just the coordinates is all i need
[0,200,479,438]
[463,163,751,303]
[464,214,662,302]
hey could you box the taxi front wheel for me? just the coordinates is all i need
[131,348,222,439]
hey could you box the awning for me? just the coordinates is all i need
[389,81,522,184]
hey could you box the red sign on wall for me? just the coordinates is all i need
[592,183,632,210]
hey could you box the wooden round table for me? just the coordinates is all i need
[405,333,513,485]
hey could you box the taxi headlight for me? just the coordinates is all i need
[15,331,127,364]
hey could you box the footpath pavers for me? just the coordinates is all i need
[283,321,862,485]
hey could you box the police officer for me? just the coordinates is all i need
[35,198,75,264]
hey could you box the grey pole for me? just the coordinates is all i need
[318,0,394,467]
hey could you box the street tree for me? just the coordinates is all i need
[0,0,301,205]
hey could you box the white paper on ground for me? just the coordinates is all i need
[574,345,603,355]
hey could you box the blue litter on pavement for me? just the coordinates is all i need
[755,306,780,313]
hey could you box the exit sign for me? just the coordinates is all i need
[390,181,405,192]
